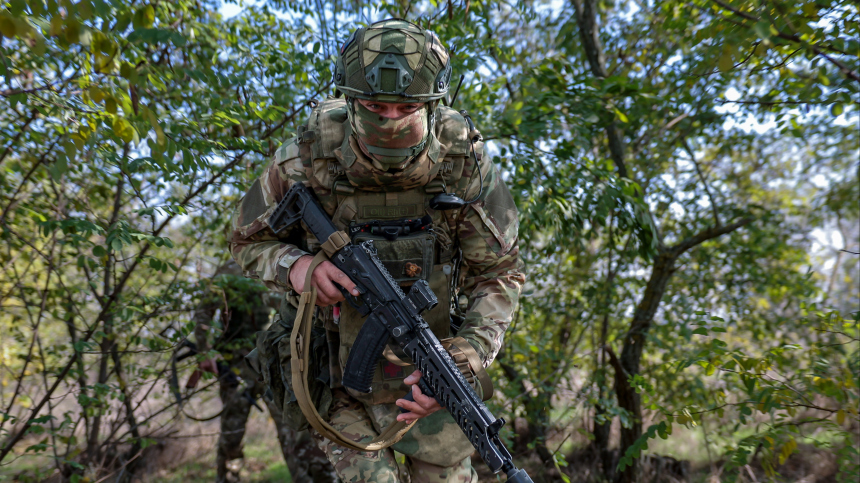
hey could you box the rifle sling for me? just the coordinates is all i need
[290,246,416,451]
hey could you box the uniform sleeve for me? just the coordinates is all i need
[192,296,219,355]
[229,139,310,291]
[455,152,525,368]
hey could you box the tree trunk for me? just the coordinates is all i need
[616,250,676,483]
[592,405,615,480]
[498,361,556,462]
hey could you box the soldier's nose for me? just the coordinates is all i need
[380,106,400,118]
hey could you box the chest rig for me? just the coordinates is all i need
[295,97,473,403]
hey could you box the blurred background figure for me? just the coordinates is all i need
[188,259,338,483]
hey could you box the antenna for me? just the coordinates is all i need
[449,74,465,108]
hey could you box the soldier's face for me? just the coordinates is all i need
[356,99,425,119]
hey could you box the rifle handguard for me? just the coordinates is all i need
[382,336,493,401]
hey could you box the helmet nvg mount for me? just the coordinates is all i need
[333,18,452,103]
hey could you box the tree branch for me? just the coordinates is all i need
[681,139,721,227]
[708,0,860,83]
[671,217,754,256]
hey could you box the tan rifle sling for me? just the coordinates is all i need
[289,233,417,451]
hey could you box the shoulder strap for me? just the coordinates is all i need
[290,241,416,450]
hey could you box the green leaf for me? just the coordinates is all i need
[692,327,709,336]
[0,15,17,38]
[831,103,843,116]
[120,62,135,79]
[718,52,733,72]
[753,21,771,39]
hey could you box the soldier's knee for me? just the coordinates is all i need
[408,456,477,483]
[324,444,400,483]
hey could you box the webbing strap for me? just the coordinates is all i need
[290,251,416,451]
[446,337,494,401]
[362,140,426,157]
[320,231,351,258]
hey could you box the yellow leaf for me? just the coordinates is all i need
[837,409,845,425]
[112,117,136,143]
[779,437,797,464]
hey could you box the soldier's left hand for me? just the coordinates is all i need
[395,370,442,423]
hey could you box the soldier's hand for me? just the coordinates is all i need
[290,255,360,307]
[395,370,443,423]
[199,358,219,375]
[187,357,219,389]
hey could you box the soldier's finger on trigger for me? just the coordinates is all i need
[322,264,352,298]
[330,265,358,295]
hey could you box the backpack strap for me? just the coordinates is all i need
[290,243,416,450]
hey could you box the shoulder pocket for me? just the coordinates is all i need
[471,180,518,256]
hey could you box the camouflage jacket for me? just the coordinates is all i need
[192,260,276,355]
[229,97,524,369]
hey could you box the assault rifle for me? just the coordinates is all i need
[268,182,533,483]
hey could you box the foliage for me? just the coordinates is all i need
[0,0,857,482]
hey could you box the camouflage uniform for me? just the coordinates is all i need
[230,19,524,483]
[193,260,337,483]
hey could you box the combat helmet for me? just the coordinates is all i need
[333,18,452,103]
[333,19,452,169]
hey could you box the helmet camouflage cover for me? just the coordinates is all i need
[333,18,452,103]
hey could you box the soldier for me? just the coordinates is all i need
[190,260,338,483]
[230,18,524,482]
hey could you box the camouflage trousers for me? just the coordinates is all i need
[216,351,338,483]
[312,389,477,483]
